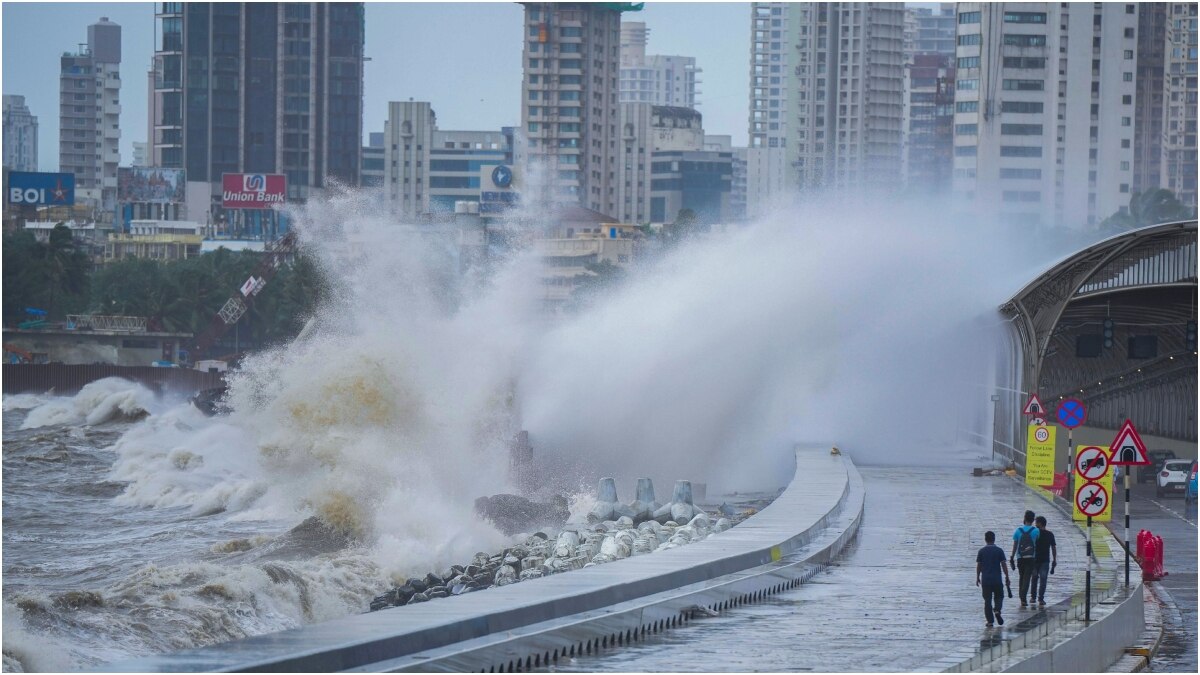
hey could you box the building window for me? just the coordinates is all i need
[958,79,979,90]
[959,11,980,24]
[957,56,980,69]
[958,33,982,46]
[956,101,979,113]
[1003,34,1047,47]
[954,145,977,157]
[1001,123,1044,135]
[1003,57,1046,69]
[999,168,1042,179]
[956,123,978,135]
[1001,101,1043,113]
[1002,190,1041,202]
[1003,79,1045,91]
[1000,145,1043,157]
[1004,12,1047,24]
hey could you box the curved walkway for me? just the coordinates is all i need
[552,465,1101,672]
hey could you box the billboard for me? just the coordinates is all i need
[7,172,75,206]
[222,173,286,209]
[118,167,186,204]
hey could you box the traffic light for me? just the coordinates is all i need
[1187,322,1197,352]
[1103,318,1114,349]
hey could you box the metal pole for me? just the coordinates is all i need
[1124,471,1131,587]
[990,394,1000,466]
[1067,429,1075,505]
[1085,514,1092,622]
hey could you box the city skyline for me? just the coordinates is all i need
[1,2,749,173]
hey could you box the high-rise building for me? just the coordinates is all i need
[60,17,121,208]
[910,4,957,55]
[619,22,700,108]
[382,101,436,218]
[361,132,384,188]
[747,2,904,207]
[615,104,730,223]
[901,54,955,194]
[150,3,364,201]
[952,3,1138,228]
[1132,4,1168,195]
[1161,2,1198,211]
[3,95,38,172]
[131,141,149,167]
[517,2,627,217]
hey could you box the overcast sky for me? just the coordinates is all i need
[2,2,749,173]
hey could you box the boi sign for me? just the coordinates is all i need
[6,172,75,206]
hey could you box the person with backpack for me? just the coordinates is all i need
[1009,510,1041,608]
[976,530,1011,627]
[1031,515,1057,606]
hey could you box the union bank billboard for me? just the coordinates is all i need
[221,173,286,209]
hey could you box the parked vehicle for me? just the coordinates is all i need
[1156,459,1191,497]
[1139,450,1178,483]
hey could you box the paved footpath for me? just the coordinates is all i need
[549,464,1097,672]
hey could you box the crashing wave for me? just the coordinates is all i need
[18,378,156,430]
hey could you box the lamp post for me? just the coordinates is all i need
[990,394,1001,467]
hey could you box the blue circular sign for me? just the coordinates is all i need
[491,165,513,188]
[1056,398,1087,429]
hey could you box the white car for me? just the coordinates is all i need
[1156,460,1191,497]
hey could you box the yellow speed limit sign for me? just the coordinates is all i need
[1025,424,1056,490]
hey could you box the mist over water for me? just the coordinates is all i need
[4,188,1089,669]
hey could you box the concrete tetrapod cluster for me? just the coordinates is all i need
[369,478,739,612]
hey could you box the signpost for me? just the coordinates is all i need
[1056,398,1086,508]
[1109,419,1150,587]
[1075,446,1109,481]
[1022,393,1045,416]
[1075,479,1108,622]
[1025,424,1057,492]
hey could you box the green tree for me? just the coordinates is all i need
[1101,189,1194,231]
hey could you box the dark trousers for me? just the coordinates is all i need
[1032,561,1051,602]
[1017,558,1037,603]
[982,582,1004,624]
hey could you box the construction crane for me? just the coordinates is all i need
[189,232,298,360]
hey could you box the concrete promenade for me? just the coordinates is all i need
[106,449,857,672]
[553,465,1113,672]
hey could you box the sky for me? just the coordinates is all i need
[1,2,750,173]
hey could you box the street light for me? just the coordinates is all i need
[990,394,1001,467]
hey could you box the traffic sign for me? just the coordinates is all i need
[1030,417,1046,426]
[1075,446,1110,480]
[1022,393,1045,415]
[1075,481,1108,517]
[1025,424,1056,490]
[1056,398,1087,429]
[1108,419,1149,465]
[1033,426,1050,443]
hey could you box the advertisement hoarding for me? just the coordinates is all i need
[222,173,286,209]
[118,168,186,204]
[6,172,75,206]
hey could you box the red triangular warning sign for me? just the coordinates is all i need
[1022,393,1045,415]
[1108,419,1149,466]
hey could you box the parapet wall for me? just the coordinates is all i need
[107,447,862,673]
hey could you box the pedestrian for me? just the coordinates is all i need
[1009,509,1040,608]
[1031,515,1057,606]
[976,530,1010,627]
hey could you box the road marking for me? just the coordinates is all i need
[1147,498,1198,528]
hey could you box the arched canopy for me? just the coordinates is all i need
[1001,220,1197,441]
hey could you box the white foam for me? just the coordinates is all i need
[2,601,75,672]
[18,378,158,430]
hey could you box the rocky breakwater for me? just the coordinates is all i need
[369,478,756,612]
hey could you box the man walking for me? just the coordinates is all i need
[1010,510,1040,608]
[1031,515,1057,606]
[976,530,1010,627]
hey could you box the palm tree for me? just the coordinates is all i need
[1102,189,1194,230]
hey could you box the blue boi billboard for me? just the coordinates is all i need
[6,172,75,206]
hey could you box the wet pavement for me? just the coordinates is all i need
[548,464,1097,672]
[1113,481,1197,673]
